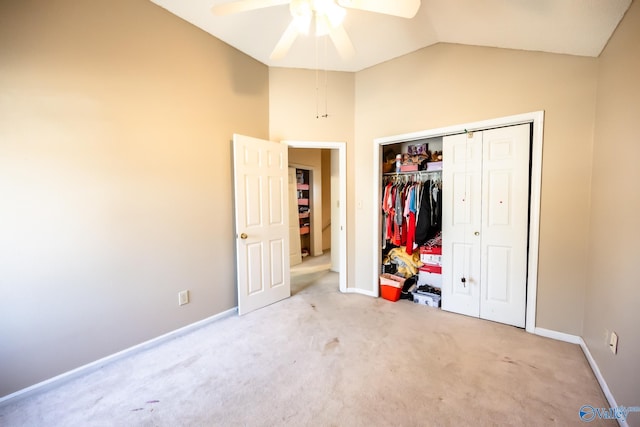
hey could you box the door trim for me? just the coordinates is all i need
[372,111,544,333]
[284,140,347,293]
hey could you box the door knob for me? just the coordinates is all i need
[240,233,248,239]
[474,231,480,236]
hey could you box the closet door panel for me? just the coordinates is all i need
[442,132,482,318]
[479,124,530,328]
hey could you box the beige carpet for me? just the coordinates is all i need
[0,271,614,426]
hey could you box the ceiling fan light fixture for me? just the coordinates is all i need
[293,13,312,34]
[317,0,346,27]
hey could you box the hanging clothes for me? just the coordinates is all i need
[382,173,441,252]
[414,179,442,247]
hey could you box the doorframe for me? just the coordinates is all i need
[285,140,347,293]
[372,111,544,333]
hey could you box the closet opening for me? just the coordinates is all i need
[372,112,544,333]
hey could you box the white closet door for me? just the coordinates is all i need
[479,125,530,327]
[442,124,530,328]
[441,131,483,318]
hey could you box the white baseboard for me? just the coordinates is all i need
[534,327,627,427]
[534,327,582,344]
[578,338,627,427]
[0,307,237,406]
[342,287,377,297]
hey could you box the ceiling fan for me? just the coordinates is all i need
[211,0,421,60]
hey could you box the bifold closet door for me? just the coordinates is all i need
[441,131,483,319]
[442,124,530,328]
[479,125,530,327]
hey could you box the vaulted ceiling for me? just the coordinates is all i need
[150,0,632,72]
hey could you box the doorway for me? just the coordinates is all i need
[285,140,347,293]
[372,112,544,333]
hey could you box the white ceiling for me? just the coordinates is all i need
[150,0,631,72]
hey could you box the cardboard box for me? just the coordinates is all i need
[379,273,405,288]
[400,164,418,172]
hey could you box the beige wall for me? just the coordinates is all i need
[0,0,268,397]
[354,44,598,334]
[584,0,640,418]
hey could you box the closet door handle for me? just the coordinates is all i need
[240,233,248,240]
[474,231,480,236]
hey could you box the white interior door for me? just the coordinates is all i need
[442,131,483,318]
[442,124,530,327]
[288,167,302,266]
[233,134,290,315]
[479,125,530,327]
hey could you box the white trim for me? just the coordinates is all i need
[342,287,377,297]
[372,111,544,331]
[534,327,626,427]
[0,307,237,405]
[534,327,582,344]
[578,339,626,427]
[526,111,544,333]
[284,140,347,293]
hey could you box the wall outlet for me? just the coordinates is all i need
[178,290,190,306]
[609,331,618,355]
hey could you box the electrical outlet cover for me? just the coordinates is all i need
[179,290,189,306]
[609,331,618,354]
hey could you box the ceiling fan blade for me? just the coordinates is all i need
[328,25,355,59]
[337,0,420,19]
[270,20,300,60]
[211,0,289,16]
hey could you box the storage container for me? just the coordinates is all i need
[379,273,405,302]
[380,285,402,302]
[412,291,441,307]
[418,265,442,288]
[420,245,442,265]
[427,161,443,171]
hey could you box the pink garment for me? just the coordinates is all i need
[406,211,416,255]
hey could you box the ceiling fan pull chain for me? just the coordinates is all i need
[315,35,320,119]
[323,36,329,118]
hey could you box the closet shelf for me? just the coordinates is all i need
[383,169,442,176]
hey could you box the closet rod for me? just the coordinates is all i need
[383,170,441,177]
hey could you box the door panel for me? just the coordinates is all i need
[268,176,284,224]
[484,245,510,301]
[244,176,262,227]
[233,134,291,315]
[246,242,264,295]
[480,124,530,327]
[442,131,482,318]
